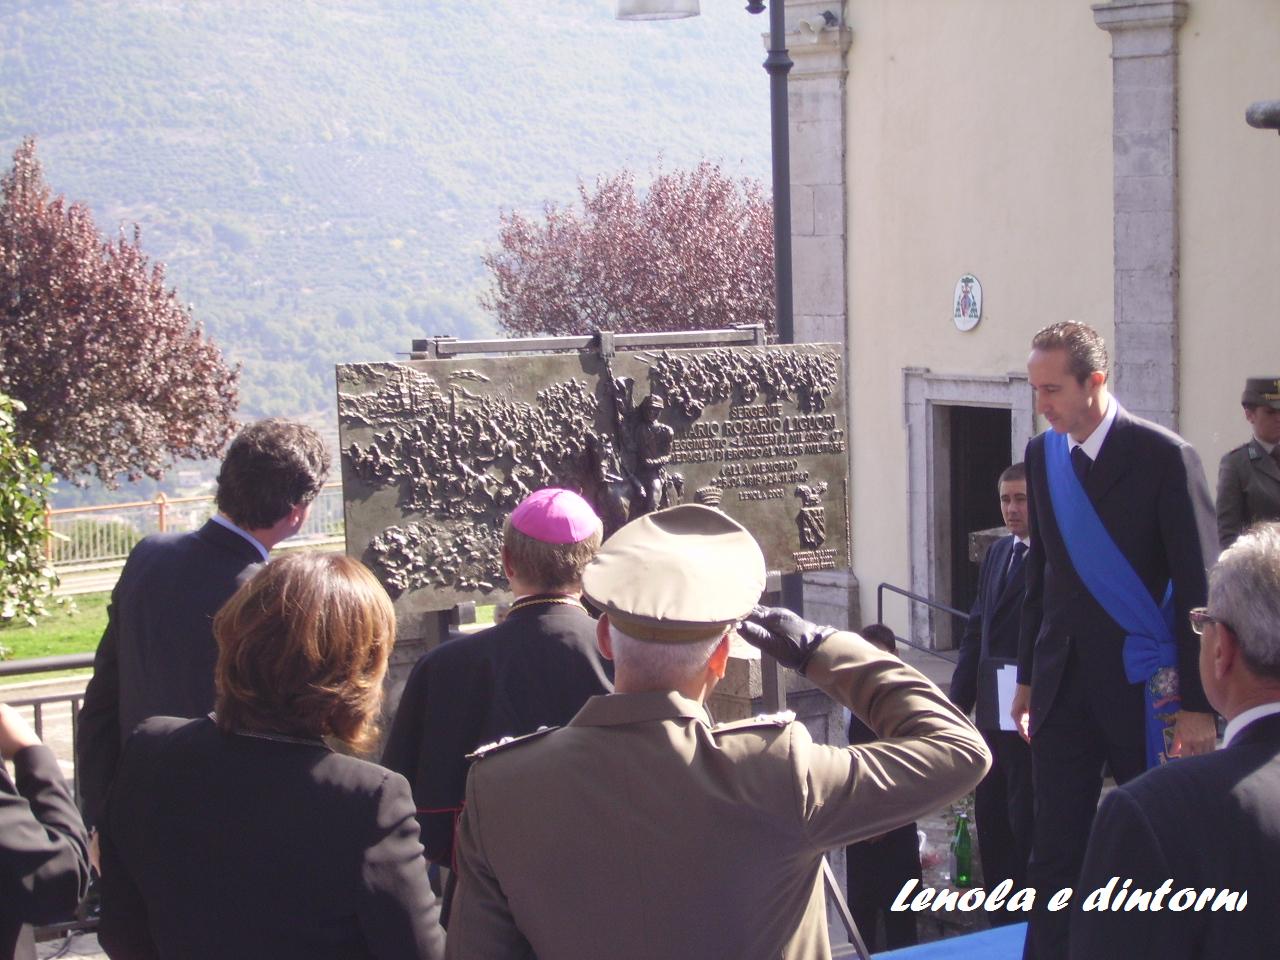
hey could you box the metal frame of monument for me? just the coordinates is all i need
[337,325,850,672]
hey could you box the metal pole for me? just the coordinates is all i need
[43,503,54,563]
[759,0,801,709]
[764,0,794,346]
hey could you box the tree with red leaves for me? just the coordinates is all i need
[481,161,773,338]
[0,139,239,484]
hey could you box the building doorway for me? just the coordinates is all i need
[903,369,1034,652]
[947,405,1012,617]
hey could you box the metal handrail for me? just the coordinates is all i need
[874,582,969,665]
[0,653,95,678]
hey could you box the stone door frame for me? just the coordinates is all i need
[902,368,1035,649]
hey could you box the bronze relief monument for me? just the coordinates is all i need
[338,334,849,637]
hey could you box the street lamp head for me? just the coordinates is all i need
[1246,100,1280,135]
[615,0,700,20]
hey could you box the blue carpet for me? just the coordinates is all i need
[875,923,1027,959]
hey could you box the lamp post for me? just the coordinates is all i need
[1247,100,1280,135]
[617,2,802,711]
[616,1,795,346]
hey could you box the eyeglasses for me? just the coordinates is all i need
[1189,607,1229,636]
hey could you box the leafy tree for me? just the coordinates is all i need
[0,393,58,631]
[0,138,239,485]
[481,161,773,338]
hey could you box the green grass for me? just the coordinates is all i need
[0,593,493,677]
[0,592,109,662]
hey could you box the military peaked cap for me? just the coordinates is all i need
[1242,377,1280,410]
[583,504,766,644]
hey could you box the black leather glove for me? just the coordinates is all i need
[737,605,837,673]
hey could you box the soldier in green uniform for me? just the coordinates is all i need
[1216,377,1280,548]
[445,504,990,960]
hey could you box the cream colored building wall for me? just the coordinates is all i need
[1179,1,1280,471]
[843,1,1114,627]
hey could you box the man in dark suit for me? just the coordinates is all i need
[1070,522,1280,959]
[382,487,612,922]
[77,418,329,829]
[951,462,1033,922]
[1011,322,1218,960]
[1215,376,1280,549]
[1,703,90,960]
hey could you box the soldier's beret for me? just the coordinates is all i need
[1242,377,1280,410]
[582,503,766,644]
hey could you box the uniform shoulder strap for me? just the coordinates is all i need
[711,710,796,735]
[467,725,558,761]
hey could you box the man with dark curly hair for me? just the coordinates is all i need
[77,418,329,831]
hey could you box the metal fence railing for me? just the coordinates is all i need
[874,582,968,664]
[0,655,98,949]
[0,654,95,807]
[45,483,345,572]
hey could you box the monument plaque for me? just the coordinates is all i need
[338,339,848,636]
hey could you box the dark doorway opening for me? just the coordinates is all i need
[947,405,1012,617]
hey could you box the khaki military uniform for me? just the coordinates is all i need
[1215,439,1280,548]
[445,632,989,960]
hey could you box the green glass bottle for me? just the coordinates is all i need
[950,813,973,888]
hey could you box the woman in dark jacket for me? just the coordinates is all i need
[99,552,444,960]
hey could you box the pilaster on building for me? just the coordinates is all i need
[1093,0,1189,430]
[778,2,852,351]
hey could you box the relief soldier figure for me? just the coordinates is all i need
[582,433,633,539]
[632,394,677,517]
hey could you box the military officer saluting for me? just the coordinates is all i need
[444,504,990,960]
[1217,376,1280,548]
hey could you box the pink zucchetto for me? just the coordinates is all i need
[509,488,602,545]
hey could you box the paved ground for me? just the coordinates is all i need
[56,572,120,598]
[36,931,102,959]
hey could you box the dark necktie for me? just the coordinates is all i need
[1271,446,1280,471]
[999,541,1027,596]
[1071,445,1093,485]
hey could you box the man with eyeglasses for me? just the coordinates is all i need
[1069,523,1280,958]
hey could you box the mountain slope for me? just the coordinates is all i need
[0,0,771,418]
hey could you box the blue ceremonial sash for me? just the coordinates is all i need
[1045,431,1179,768]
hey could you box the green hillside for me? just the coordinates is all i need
[0,0,770,422]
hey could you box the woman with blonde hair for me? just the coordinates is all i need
[99,552,443,960]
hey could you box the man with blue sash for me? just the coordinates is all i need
[1011,322,1218,960]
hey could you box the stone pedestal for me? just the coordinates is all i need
[968,525,1009,566]
[803,568,861,632]
[377,616,456,753]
